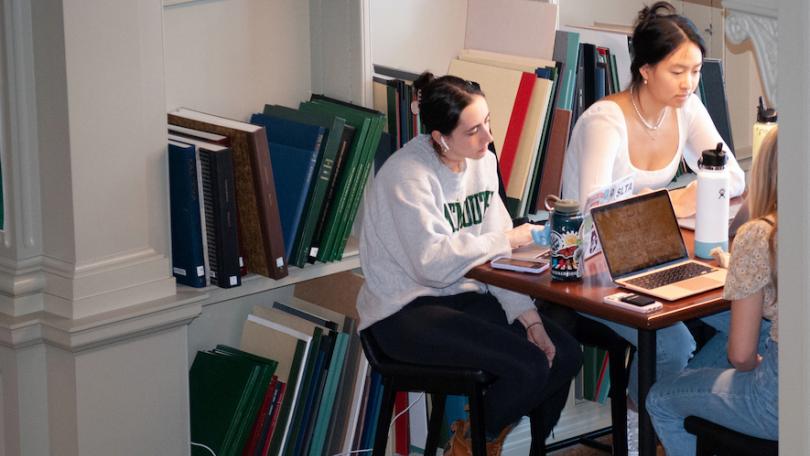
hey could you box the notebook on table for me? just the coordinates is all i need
[590,189,726,301]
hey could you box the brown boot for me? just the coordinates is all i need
[443,419,515,456]
[443,419,472,456]
[485,423,516,456]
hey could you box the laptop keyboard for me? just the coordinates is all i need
[625,262,715,290]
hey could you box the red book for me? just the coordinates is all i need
[499,72,536,188]
[243,376,278,455]
[593,352,610,400]
[261,381,287,456]
[394,392,410,455]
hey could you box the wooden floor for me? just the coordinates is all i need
[547,434,665,455]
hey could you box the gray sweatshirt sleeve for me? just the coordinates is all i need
[475,190,537,322]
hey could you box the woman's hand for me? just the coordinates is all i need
[527,322,556,367]
[518,309,556,367]
[506,223,535,249]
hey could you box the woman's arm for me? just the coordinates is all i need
[683,95,746,196]
[727,289,765,371]
[723,220,773,371]
[573,105,624,202]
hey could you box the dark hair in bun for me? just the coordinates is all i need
[630,1,706,88]
[413,71,485,135]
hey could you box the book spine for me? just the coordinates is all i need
[333,116,384,260]
[208,148,241,288]
[290,122,342,267]
[294,332,335,455]
[167,143,206,288]
[308,126,354,262]
[262,381,287,456]
[247,130,289,279]
[318,118,369,262]
[243,375,278,456]
[499,72,536,188]
[280,329,323,456]
[267,340,306,456]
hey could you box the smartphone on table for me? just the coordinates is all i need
[602,292,663,313]
[490,256,550,274]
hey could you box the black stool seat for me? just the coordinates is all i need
[684,415,778,456]
[360,330,546,456]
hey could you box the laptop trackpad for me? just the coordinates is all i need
[675,276,722,291]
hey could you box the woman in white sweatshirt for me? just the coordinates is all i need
[356,72,582,446]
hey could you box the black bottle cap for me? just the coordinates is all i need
[757,96,778,123]
[699,142,727,169]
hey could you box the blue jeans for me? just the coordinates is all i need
[579,314,696,404]
[646,340,779,456]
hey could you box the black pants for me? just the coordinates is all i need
[366,292,582,437]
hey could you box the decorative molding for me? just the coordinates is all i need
[40,248,175,319]
[2,0,43,253]
[0,291,204,352]
[723,0,778,107]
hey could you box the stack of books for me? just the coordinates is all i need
[165,95,385,289]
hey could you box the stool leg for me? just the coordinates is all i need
[373,378,396,456]
[469,385,487,456]
[425,394,446,456]
[529,409,547,456]
[609,346,629,456]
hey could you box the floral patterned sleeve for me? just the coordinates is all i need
[723,219,773,301]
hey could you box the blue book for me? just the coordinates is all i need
[250,114,324,261]
[293,332,335,455]
[359,371,384,450]
[167,140,206,288]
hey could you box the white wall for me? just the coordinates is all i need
[370,0,468,75]
[163,0,312,121]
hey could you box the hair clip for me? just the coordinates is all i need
[411,89,421,115]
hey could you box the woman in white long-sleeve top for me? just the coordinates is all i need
[559,1,746,409]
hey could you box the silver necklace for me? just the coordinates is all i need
[630,87,667,130]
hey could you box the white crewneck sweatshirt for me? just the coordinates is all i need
[356,135,534,330]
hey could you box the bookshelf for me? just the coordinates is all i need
[0,0,775,454]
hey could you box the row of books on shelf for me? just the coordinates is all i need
[370,24,733,222]
[187,271,414,456]
[167,95,386,289]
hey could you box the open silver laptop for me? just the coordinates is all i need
[590,189,726,301]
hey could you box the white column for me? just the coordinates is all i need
[0,0,203,454]
[776,0,810,453]
[726,0,810,451]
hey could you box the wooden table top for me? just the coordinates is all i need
[467,229,729,330]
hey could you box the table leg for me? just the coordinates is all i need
[637,329,657,456]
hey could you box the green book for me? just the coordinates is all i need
[325,316,363,456]
[266,338,308,456]
[306,95,385,261]
[281,327,324,456]
[261,104,348,267]
[189,351,263,456]
[333,113,385,260]
[308,332,350,456]
[299,100,373,262]
[210,346,277,455]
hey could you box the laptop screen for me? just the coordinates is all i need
[591,190,688,277]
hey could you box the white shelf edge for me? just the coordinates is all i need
[179,251,361,308]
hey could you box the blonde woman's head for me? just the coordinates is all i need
[749,127,778,220]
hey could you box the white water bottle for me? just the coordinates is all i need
[694,143,729,259]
